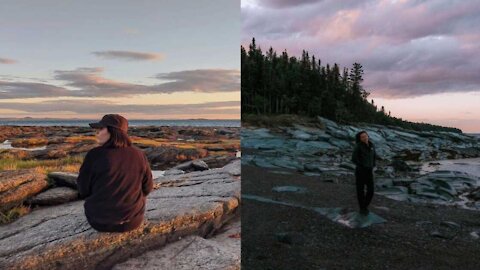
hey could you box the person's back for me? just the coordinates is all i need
[79,146,153,229]
[77,144,154,232]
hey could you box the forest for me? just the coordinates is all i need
[241,38,461,133]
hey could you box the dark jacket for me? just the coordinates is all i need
[351,140,377,169]
[77,144,154,232]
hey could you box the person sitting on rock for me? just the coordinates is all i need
[77,114,154,232]
[351,130,377,215]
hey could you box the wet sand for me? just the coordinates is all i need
[242,164,480,270]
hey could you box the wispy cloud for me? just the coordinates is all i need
[0,81,71,98]
[0,57,17,64]
[0,68,240,99]
[155,69,240,93]
[242,0,480,98]
[0,99,240,115]
[92,50,164,61]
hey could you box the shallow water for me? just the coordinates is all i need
[0,140,47,151]
[420,157,480,179]
[416,157,480,210]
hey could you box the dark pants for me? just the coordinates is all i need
[87,214,144,233]
[355,166,374,210]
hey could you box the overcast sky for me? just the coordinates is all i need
[0,0,240,120]
[242,0,480,132]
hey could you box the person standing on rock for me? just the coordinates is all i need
[77,114,154,232]
[351,130,377,215]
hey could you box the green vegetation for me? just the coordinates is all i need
[0,205,31,224]
[241,38,462,133]
[242,114,324,128]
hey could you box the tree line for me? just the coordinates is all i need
[241,38,462,133]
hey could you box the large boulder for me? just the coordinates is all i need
[0,169,48,212]
[222,159,241,176]
[145,146,207,169]
[201,155,237,169]
[48,172,78,189]
[27,187,79,206]
[173,159,209,172]
[0,163,240,270]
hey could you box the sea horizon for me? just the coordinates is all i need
[0,118,240,128]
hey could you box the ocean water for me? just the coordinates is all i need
[421,157,480,179]
[0,140,47,151]
[0,119,240,127]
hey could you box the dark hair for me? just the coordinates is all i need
[103,126,132,148]
[355,130,368,144]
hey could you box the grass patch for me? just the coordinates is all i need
[64,135,96,144]
[242,113,325,129]
[131,137,164,147]
[0,155,84,172]
[0,204,31,224]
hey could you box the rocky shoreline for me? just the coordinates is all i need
[1,125,240,170]
[242,116,480,209]
[0,159,240,270]
[242,117,480,269]
[0,125,240,270]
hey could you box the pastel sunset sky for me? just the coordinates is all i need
[242,0,480,132]
[0,0,240,120]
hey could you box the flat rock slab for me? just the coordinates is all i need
[0,169,48,211]
[314,208,387,228]
[222,159,241,176]
[243,194,386,229]
[112,220,240,270]
[47,172,78,189]
[27,187,79,206]
[0,161,240,270]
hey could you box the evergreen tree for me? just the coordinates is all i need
[241,38,462,133]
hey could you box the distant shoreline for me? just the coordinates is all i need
[0,118,240,121]
[0,119,241,128]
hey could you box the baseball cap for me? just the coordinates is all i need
[89,114,128,133]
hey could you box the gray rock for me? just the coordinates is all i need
[173,159,209,172]
[375,178,394,188]
[467,188,480,201]
[27,187,78,206]
[222,159,241,176]
[202,155,236,169]
[391,160,412,172]
[48,172,78,189]
[429,229,455,239]
[163,169,185,176]
[314,207,387,228]
[392,178,415,186]
[0,164,240,270]
[0,169,48,211]
[440,221,460,228]
[192,159,209,171]
[112,220,240,270]
[339,162,355,171]
[304,163,323,173]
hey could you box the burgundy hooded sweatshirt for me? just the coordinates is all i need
[76,144,154,232]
